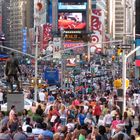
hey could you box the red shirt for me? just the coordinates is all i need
[94,105,102,116]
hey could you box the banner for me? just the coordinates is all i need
[34,0,47,25]
[42,23,52,50]
[22,28,27,53]
[53,37,61,59]
[63,41,85,54]
[90,9,103,53]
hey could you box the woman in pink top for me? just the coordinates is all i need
[111,115,122,135]
[72,98,80,106]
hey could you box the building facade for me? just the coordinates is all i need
[135,0,140,78]
[2,0,34,51]
[2,0,10,47]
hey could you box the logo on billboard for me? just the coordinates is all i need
[90,9,104,53]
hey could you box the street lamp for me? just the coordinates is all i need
[34,1,44,101]
[60,28,65,89]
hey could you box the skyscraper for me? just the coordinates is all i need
[9,0,26,50]
[2,0,10,47]
[2,0,34,51]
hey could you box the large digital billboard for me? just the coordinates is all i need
[58,2,87,10]
[58,12,86,30]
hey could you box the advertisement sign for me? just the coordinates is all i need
[22,28,27,53]
[135,38,140,58]
[58,0,87,2]
[34,0,46,26]
[44,68,59,85]
[43,23,52,50]
[63,41,85,53]
[58,2,87,10]
[63,32,88,42]
[63,42,84,48]
[53,37,61,59]
[66,58,76,67]
[90,9,104,53]
[58,12,86,30]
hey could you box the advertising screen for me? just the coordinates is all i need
[58,12,86,30]
[58,2,87,10]
[66,58,76,67]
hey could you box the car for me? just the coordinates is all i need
[1,98,36,112]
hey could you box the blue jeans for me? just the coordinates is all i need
[60,118,67,125]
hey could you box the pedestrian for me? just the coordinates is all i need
[13,126,27,140]
[59,105,67,125]
[0,126,12,140]
[36,105,44,116]
[103,110,113,127]
[77,106,86,126]
[9,105,16,123]
[38,89,46,103]
[111,124,130,140]
[122,112,132,136]
[94,102,102,124]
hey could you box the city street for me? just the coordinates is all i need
[0,0,140,140]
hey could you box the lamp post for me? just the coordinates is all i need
[34,1,43,101]
[60,28,65,88]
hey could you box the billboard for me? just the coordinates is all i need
[66,58,76,67]
[135,38,140,59]
[58,12,86,30]
[58,2,87,10]
[44,68,59,85]
[63,41,85,54]
[34,0,47,26]
[42,23,52,50]
[90,9,104,53]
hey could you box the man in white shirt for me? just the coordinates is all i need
[111,124,130,140]
[103,110,113,127]
[38,90,46,103]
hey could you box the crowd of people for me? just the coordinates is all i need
[0,81,140,140]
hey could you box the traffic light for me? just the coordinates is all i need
[117,49,123,56]
[112,55,115,61]
[114,79,122,89]
[126,79,130,89]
